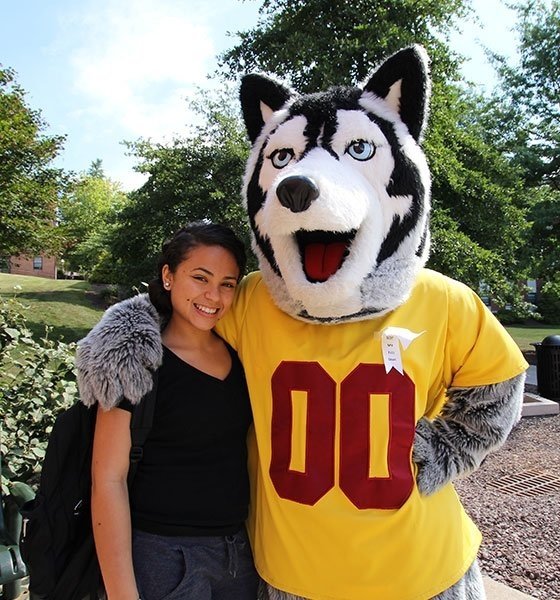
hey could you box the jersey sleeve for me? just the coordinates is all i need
[215,271,261,350]
[444,280,528,388]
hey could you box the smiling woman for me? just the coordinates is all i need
[154,226,245,377]
[80,221,259,600]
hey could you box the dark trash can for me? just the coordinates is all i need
[531,334,560,401]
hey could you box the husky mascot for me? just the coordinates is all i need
[77,46,527,599]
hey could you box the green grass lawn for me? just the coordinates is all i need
[505,323,560,352]
[0,273,106,343]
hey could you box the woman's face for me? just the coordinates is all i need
[162,244,240,332]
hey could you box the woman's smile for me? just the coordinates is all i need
[193,302,220,316]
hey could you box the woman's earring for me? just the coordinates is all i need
[164,281,170,289]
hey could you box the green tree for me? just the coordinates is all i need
[528,187,560,278]
[219,0,470,92]
[219,0,530,310]
[58,161,128,280]
[0,66,66,258]
[426,88,530,299]
[490,0,559,188]
[485,0,560,283]
[87,158,105,179]
[109,93,252,291]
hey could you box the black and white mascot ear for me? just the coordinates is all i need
[239,46,432,323]
[240,74,294,144]
[363,45,430,142]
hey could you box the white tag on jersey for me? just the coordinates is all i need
[381,327,425,374]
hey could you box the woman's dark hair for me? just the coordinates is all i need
[148,221,247,319]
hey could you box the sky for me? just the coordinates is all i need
[0,0,520,191]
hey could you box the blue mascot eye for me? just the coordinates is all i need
[346,140,375,161]
[270,148,294,169]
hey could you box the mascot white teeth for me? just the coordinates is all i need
[76,45,528,600]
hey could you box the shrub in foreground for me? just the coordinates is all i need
[0,297,78,489]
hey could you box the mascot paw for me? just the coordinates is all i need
[413,418,449,496]
[413,374,526,496]
[76,294,162,409]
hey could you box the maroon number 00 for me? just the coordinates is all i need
[270,361,416,509]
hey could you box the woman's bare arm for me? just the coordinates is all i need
[91,405,139,600]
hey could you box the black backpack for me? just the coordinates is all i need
[19,372,158,600]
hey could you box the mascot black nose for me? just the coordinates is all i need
[277,175,320,213]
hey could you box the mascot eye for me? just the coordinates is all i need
[270,148,295,169]
[346,140,375,161]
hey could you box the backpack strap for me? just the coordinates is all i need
[0,451,8,545]
[0,453,22,548]
[127,369,159,488]
[0,498,6,544]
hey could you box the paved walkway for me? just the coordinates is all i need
[484,575,536,599]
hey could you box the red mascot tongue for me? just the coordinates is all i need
[304,242,347,282]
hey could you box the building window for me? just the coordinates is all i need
[479,281,491,307]
[33,256,43,270]
[527,279,537,304]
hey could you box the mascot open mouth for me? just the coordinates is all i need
[295,230,356,282]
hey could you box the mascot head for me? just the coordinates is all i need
[240,45,432,323]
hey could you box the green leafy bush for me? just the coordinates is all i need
[0,296,78,489]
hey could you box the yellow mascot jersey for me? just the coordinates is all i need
[216,269,528,600]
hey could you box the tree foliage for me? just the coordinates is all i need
[58,161,128,280]
[527,187,560,278]
[0,66,66,258]
[538,273,560,322]
[490,0,560,188]
[426,87,530,294]
[108,93,253,291]
[484,0,560,285]
[219,0,470,92]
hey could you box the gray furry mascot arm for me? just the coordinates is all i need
[76,294,163,411]
[413,374,524,495]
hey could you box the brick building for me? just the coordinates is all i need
[8,254,57,279]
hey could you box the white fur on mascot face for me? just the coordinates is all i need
[240,45,432,323]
